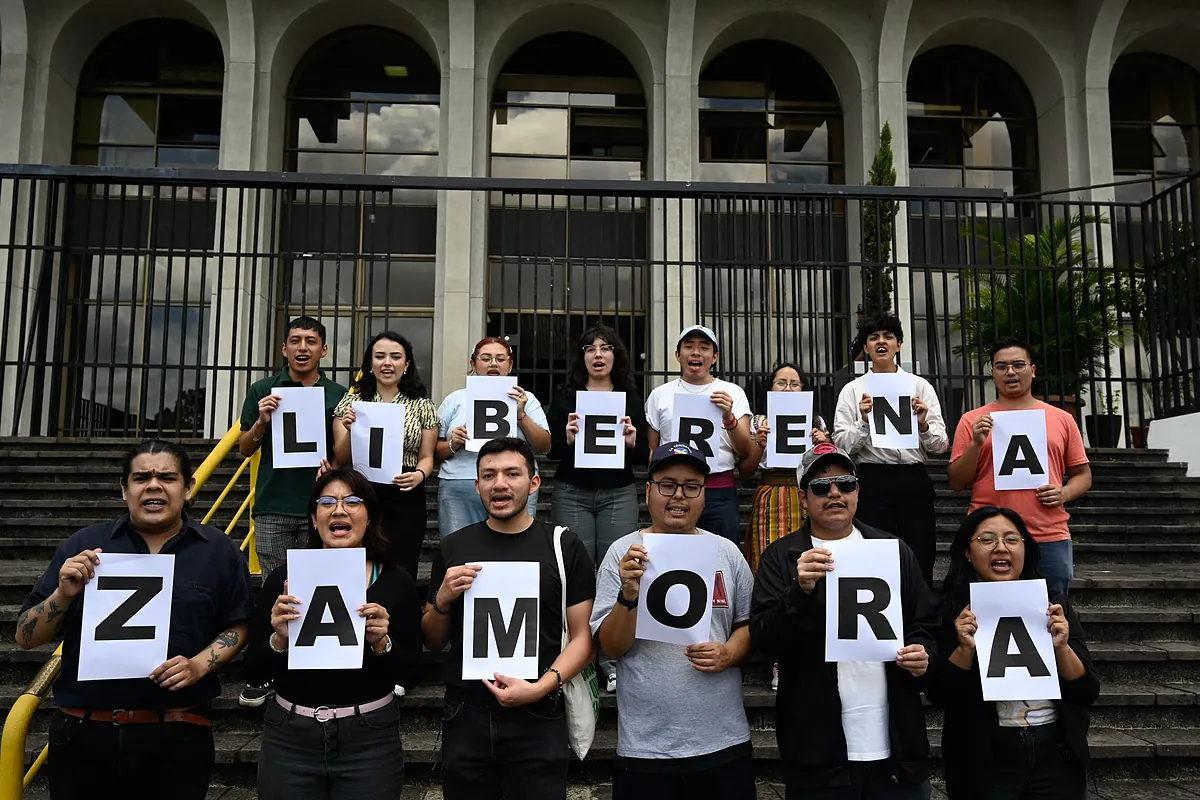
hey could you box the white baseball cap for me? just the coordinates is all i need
[677,325,718,350]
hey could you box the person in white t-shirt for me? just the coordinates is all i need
[645,326,753,544]
[749,442,938,799]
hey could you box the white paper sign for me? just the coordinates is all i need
[465,376,518,452]
[462,561,540,680]
[766,391,815,469]
[635,533,718,646]
[287,548,367,671]
[271,386,328,468]
[825,537,904,662]
[574,391,626,470]
[864,371,919,449]
[669,393,723,471]
[351,402,407,483]
[991,409,1050,491]
[972,579,1061,702]
[78,553,175,681]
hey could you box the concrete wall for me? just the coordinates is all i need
[1,0,1199,430]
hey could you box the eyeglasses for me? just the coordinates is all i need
[649,480,704,498]
[316,495,365,510]
[972,532,1024,549]
[807,476,859,496]
[992,360,1029,374]
[772,380,804,390]
[582,345,615,356]
[474,354,510,365]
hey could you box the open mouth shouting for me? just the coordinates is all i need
[488,492,515,512]
[989,557,1014,575]
[590,359,607,372]
[327,520,353,539]
[664,500,690,521]
[293,352,312,367]
[875,344,890,357]
[142,497,167,512]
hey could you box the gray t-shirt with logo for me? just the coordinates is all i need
[590,529,753,760]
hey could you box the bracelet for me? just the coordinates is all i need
[415,468,426,481]
[542,667,563,698]
[371,634,392,656]
[447,438,459,454]
[268,632,287,653]
[432,595,452,615]
[722,417,738,430]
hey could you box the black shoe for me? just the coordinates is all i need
[239,683,273,708]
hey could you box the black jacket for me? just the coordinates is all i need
[750,520,939,789]
[926,592,1099,799]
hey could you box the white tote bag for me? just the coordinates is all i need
[553,525,600,759]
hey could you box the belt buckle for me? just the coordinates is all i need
[111,709,128,726]
[313,706,335,723]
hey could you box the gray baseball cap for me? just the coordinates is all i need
[797,442,857,489]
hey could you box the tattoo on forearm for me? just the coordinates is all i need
[206,649,221,672]
[45,598,63,623]
[17,608,38,644]
[214,629,241,650]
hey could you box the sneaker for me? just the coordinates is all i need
[606,674,617,694]
[239,683,273,707]
[771,662,779,692]
[394,685,406,698]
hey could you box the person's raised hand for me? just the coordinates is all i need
[796,548,833,594]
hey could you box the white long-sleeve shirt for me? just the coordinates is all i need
[832,369,950,464]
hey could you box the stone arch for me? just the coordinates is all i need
[1111,0,1200,74]
[0,0,29,58]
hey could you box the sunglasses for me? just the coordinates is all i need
[806,476,859,496]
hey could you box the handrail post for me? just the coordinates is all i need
[0,648,62,800]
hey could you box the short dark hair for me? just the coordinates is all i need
[990,336,1034,364]
[286,316,327,345]
[477,437,537,478]
[306,469,392,565]
[120,439,195,490]
[857,313,904,344]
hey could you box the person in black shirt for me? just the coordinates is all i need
[548,324,649,693]
[246,468,424,800]
[17,440,254,800]
[927,507,1098,800]
[424,437,596,800]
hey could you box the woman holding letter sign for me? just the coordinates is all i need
[17,440,254,800]
[246,469,424,800]
[435,337,551,537]
[549,325,649,694]
[929,507,1098,800]
[332,331,440,580]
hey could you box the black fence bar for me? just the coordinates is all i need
[0,163,1195,445]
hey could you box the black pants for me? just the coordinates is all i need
[257,695,405,799]
[440,697,569,800]
[786,760,931,800]
[47,710,214,800]
[853,463,937,586]
[977,724,1086,800]
[698,485,741,545]
[376,473,427,580]
[613,751,756,800]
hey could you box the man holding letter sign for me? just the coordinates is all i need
[928,508,1098,800]
[751,442,938,799]
[591,442,756,799]
[423,438,596,800]
[949,337,1093,597]
[18,440,254,800]
[834,315,948,586]
[645,325,754,544]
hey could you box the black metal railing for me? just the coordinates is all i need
[0,164,1195,445]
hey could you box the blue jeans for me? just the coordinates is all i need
[551,481,640,680]
[438,478,539,539]
[1038,539,1074,599]
[699,486,741,545]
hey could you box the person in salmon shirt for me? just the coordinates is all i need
[947,336,1093,598]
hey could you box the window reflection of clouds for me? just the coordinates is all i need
[491,107,569,156]
[99,96,156,145]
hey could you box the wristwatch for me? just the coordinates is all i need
[371,634,393,656]
[617,592,638,610]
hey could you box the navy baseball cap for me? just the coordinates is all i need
[798,442,856,489]
[648,441,711,478]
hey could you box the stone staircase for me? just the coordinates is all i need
[2,438,1200,799]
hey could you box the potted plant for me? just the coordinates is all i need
[1084,388,1123,448]
[952,214,1133,421]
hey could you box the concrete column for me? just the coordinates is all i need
[434,0,477,400]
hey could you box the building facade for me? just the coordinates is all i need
[0,0,1197,439]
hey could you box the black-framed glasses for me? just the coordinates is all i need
[807,476,859,496]
[649,480,704,498]
[316,495,365,510]
[972,532,1024,550]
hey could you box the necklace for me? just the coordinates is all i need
[676,378,714,394]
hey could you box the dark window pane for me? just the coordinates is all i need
[701,40,839,106]
[566,210,647,259]
[156,147,220,169]
[158,96,221,145]
[570,110,645,159]
[290,28,440,99]
[361,205,437,255]
[1113,125,1156,172]
[909,117,965,167]
[488,207,568,256]
[286,259,355,306]
[700,110,768,161]
[489,260,567,309]
[79,20,223,92]
[365,260,435,307]
[566,263,645,311]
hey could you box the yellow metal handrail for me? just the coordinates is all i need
[0,424,258,800]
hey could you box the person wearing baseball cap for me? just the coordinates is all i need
[645,326,754,544]
[590,441,756,798]
[749,441,938,799]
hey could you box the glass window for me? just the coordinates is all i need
[699,40,844,186]
[906,46,1039,196]
[1110,54,1200,194]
